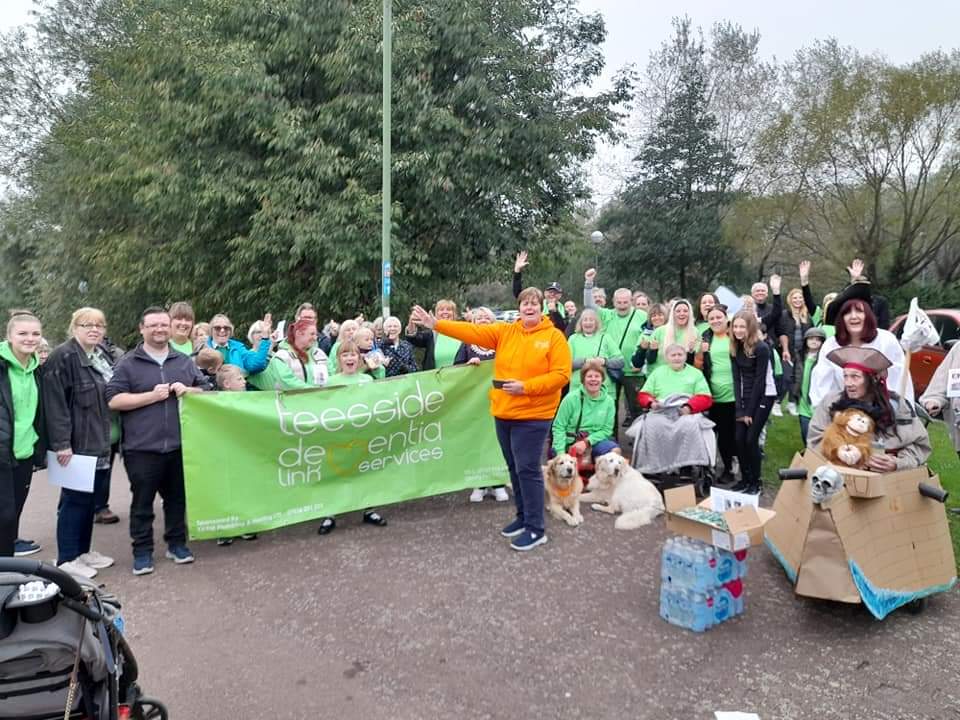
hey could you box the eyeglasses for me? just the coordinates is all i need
[212,325,233,332]
[78,323,106,330]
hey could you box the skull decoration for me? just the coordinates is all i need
[811,465,844,505]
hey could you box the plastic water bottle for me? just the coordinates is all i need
[715,548,736,584]
[690,592,713,632]
[734,549,749,579]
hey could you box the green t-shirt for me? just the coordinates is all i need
[707,336,735,403]
[772,347,783,375]
[433,333,461,369]
[327,372,373,387]
[642,363,710,401]
[567,332,620,394]
[551,388,616,455]
[327,341,341,374]
[598,308,647,376]
[695,321,709,336]
[169,338,193,355]
[798,354,818,418]
[647,324,698,373]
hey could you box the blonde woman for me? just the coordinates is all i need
[406,299,460,370]
[326,318,360,374]
[191,322,211,352]
[566,308,622,396]
[44,307,122,577]
[645,299,698,373]
[1,311,45,558]
[729,311,776,495]
[777,287,813,415]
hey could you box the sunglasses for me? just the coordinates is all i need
[212,325,233,332]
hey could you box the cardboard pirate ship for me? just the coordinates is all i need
[765,449,957,619]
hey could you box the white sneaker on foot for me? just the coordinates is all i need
[787,401,798,416]
[469,488,486,503]
[492,487,509,502]
[771,402,783,417]
[58,559,97,580]
[78,551,115,569]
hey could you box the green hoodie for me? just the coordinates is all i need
[552,388,615,455]
[0,341,40,460]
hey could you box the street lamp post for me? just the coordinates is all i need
[381,0,392,319]
[590,230,604,272]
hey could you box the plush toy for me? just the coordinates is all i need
[819,408,876,468]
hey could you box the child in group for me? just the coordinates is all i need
[326,340,374,387]
[796,327,826,445]
[195,346,224,391]
[354,327,386,380]
[318,341,385,535]
[214,364,258,545]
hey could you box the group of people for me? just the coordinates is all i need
[0,253,951,569]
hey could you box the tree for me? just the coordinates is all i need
[0,0,630,341]
[599,62,742,298]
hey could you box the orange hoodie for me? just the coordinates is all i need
[436,317,571,421]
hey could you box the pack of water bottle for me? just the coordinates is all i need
[659,536,749,632]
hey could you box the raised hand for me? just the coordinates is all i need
[847,258,865,281]
[514,251,529,273]
[584,268,597,282]
[769,274,782,295]
[799,260,810,284]
[410,305,437,330]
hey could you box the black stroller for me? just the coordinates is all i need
[0,558,168,719]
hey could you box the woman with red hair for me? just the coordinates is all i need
[809,283,910,409]
[274,319,329,386]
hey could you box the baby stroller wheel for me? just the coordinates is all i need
[133,696,170,720]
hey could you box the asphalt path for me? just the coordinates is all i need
[16,462,960,720]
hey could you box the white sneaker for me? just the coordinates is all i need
[78,551,115,570]
[469,488,486,503]
[771,402,783,417]
[787,401,799,416]
[492,487,510,502]
[58,559,97,580]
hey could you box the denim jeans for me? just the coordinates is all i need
[123,449,187,556]
[799,415,811,447]
[0,461,33,556]
[494,418,552,534]
[56,466,111,564]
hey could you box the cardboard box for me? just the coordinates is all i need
[664,485,776,551]
[765,450,957,619]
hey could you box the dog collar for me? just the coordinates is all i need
[554,485,574,498]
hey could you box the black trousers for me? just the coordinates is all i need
[735,397,776,489]
[708,402,737,473]
[0,461,34,556]
[124,449,187,556]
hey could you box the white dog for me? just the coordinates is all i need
[581,453,664,530]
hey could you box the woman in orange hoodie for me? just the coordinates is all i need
[411,287,571,552]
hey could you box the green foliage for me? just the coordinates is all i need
[599,61,743,299]
[0,0,629,341]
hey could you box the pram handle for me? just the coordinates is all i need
[778,469,808,481]
[0,558,83,598]
[918,483,949,503]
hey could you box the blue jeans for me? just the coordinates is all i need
[591,440,620,458]
[799,415,811,446]
[57,465,112,563]
[494,418,552,534]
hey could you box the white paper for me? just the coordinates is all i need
[709,486,760,512]
[947,368,960,398]
[46,452,97,492]
[715,713,760,720]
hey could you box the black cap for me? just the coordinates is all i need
[545,282,562,293]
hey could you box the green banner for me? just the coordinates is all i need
[181,364,509,539]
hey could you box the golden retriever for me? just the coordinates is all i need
[543,453,584,527]
[581,453,664,530]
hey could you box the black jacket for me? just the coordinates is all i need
[105,345,206,453]
[0,359,46,469]
[43,339,115,458]
[732,342,773,419]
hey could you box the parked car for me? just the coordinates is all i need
[890,308,960,396]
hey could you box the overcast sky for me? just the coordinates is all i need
[3,0,960,198]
